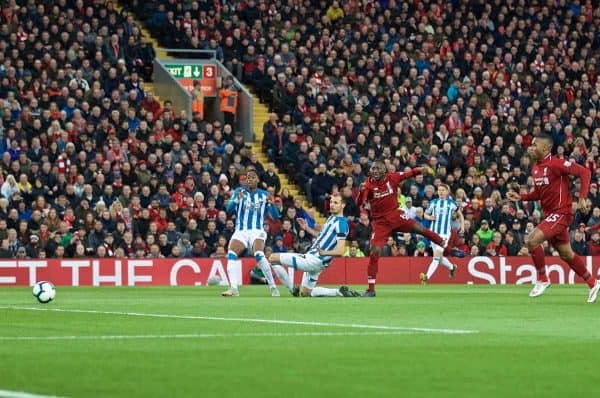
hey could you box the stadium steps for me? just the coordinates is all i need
[119,1,325,225]
[250,96,327,225]
[113,0,168,59]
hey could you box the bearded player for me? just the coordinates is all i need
[357,160,445,297]
[507,134,600,302]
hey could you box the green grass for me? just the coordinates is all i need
[1,285,599,398]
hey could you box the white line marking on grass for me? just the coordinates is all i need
[0,331,416,341]
[0,389,66,398]
[0,306,479,335]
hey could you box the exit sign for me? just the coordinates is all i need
[163,63,217,96]
[164,64,216,79]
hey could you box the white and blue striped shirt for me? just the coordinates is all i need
[426,198,458,236]
[227,188,279,231]
[307,216,349,266]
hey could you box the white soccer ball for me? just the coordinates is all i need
[32,281,56,304]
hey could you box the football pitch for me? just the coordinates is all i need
[1,285,599,398]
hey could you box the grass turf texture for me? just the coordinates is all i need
[0,285,598,398]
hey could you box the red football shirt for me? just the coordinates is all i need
[521,154,591,215]
[357,169,419,220]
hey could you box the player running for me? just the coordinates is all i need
[357,160,446,297]
[507,134,600,302]
[269,193,360,297]
[420,184,464,284]
[222,168,280,297]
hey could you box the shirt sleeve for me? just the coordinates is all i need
[425,199,435,214]
[520,186,541,202]
[337,217,349,238]
[554,159,592,198]
[356,180,371,209]
[226,188,240,214]
[451,200,458,212]
[554,159,591,199]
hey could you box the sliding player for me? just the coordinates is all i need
[269,193,359,297]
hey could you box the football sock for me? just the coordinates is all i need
[422,229,444,245]
[311,287,342,297]
[531,246,548,283]
[566,255,595,288]
[425,257,440,280]
[226,251,241,290]
[272,264,293,292]
[440,257,454,270]
[367,251,379,292]
[255,251,276,288]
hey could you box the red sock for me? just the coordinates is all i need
[531,246,548,282]
[422,229,443,245]
[367,252,379,292]
[566,255,595,288]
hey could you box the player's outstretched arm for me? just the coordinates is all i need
[226,188,242,214]
[297,217,319,237]
[317,239,347,257]
[396,166,424,183]
[356,182,370,209]
[508,188,540,202]
[565,161,592,206]
[423,212,436,221]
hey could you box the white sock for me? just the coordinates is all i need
[255,251,276,288]
[272,264,293,292]
[310,287,342,297]
[426,257,441,280]
[226,251,241,290]
[440,257,454,270]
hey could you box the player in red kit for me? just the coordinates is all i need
[507,134,600,303]
[356,160,445,297]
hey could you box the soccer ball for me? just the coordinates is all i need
[32,281,56,304]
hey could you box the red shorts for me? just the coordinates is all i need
[371,210,417,247]
[537,213,573,247]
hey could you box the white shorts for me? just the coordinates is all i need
[278,252,325,290]
[431,233,450,253]
[229,229,267,250]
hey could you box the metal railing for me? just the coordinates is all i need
[152,49,254,141]
[152,60,192,122]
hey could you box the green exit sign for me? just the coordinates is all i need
[164,64,204,79]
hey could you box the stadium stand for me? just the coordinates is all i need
[1,0,599,259]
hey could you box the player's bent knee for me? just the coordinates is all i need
[227,251,238,260]
[371,246,380,256]
[300,287,311,297]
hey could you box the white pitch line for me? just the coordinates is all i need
[0,389,66,398]
[0,306,478,334]
[0,331,416,341]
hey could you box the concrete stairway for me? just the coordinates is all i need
[117,0,325,225]
[250,97,326,225]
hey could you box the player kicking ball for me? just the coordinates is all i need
[507,134,600,303]
[222,168,280,297]
[420,184,464,284]
[269,193,360,297]
[357,160,446,297]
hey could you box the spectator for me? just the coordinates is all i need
[476,220,494,248]
[572,230,589,256]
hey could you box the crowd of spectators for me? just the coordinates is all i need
[129,0,600,258]
[2,0,600,260]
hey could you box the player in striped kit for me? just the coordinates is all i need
[269,193,360,297]
[222,168,280,297]
[420,184,464,284]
